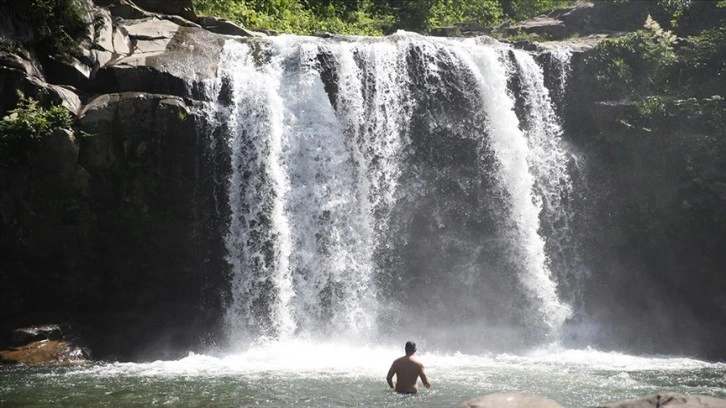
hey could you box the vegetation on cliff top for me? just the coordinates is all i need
[190,0,725,36]
[191,0,576,35]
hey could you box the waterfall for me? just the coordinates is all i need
[204,33,579,350]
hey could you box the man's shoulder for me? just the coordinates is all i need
[410,357,424,367]
[398,356,424,367]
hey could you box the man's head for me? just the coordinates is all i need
[405,341,416,355]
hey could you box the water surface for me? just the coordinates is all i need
[3,342,724,407]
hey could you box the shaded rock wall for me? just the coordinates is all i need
[0,92,231,360]
[0,0,242,361]
[558,21,726,360]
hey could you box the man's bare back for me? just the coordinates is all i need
[386,341,430,393]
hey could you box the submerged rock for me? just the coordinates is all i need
[599,393,726,408]
[458,392,563,408]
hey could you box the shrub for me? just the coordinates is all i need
[194,0,389,35]
[427,0,503,29]
[585,16,677,100]
[0,94,73,163]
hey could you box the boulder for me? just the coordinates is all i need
[0,66,82,116]
[551,2,598,31]
[538,34,608,53]
[196,16,261,37]
[10,325,64,346]
[458,392,564,408]
[599,393,726,408]
[495,1,651,41]
[93,9,115,54]
[98,0,156,20]
[132,0,196,21]
[0,49,44,79]
[509,16,568,39]
[113,25,132,56]
[91,8,116,69]
[1,324,91,365]
[93,25,224,97]
[0,340,89,365]
[43,54,93,89]
[78,92,198,170]
[122,17,181,43]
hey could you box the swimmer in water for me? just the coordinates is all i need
[386,341,431,394]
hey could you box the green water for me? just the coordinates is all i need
[2,344,725,407]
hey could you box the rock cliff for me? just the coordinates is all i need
[0,0,243,360]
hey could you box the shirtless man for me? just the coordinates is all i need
[386,341,431,393]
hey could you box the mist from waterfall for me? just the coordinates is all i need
[203,33,581,352]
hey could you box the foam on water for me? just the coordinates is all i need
[14,343,721,407]
[60,342,724,379]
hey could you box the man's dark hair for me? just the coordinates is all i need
[405,341,416,353]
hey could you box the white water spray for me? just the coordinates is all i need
[446,38,572,333]
[206,33,578,348]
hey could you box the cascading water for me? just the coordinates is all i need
[205,32,579,350]
[5,33,725,408]
[506,48,584,324]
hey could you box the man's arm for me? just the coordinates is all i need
[386,363,396,389]
[419,365,431,389]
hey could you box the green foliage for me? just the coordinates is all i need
[0,94,73,163]
[587,9,725,102]
[634,96,667,118]
[427,0,503,29]
[4,0,88,54]
[585,18,677,100]
[676,27,726,97]
[194,0,390,35]
[192,0,578,35]
[500,0,575,21]
[0,39,19,53]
